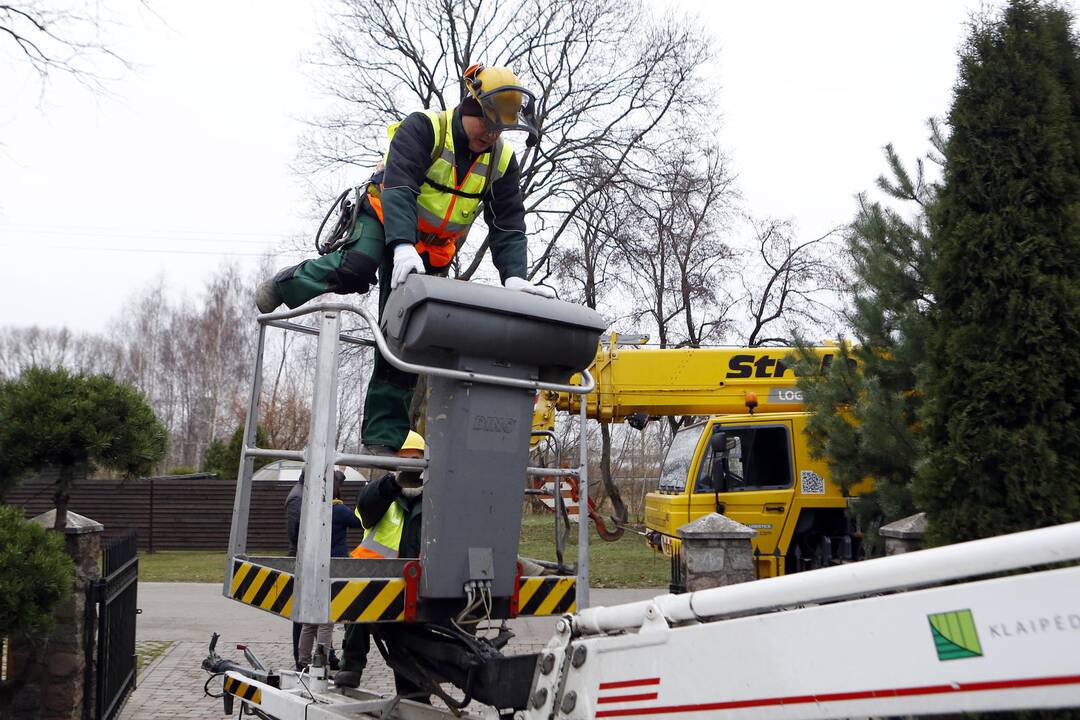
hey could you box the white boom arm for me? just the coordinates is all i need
[523,521,1080,719]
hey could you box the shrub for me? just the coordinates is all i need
[0,506,73,642]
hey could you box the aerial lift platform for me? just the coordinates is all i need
[212,275,606,712]
[202,275,1080,719]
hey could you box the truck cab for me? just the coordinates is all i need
[645,411,862,580]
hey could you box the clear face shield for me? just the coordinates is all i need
[475,86,541,147]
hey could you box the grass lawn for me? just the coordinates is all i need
[518,514,669,588]
[135,640,174,676]
[137,550,273,583]
[139,514,668,588]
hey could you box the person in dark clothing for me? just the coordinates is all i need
[287,469,361,669]
[285,472,305,556]
[286,468,360,555]
[254,64,555,454]
[284,473,305,669]
[329,472,366,558]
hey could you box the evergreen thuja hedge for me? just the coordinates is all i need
[0,506,73,642]
[917,0,1080,545]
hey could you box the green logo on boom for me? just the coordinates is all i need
[928,609,983,661]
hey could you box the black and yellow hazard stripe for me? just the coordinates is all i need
[330,579,406,622]
[230,561,294,618]
[223,676,262,705]
[518,576,576,616]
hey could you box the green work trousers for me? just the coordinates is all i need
[340,624,369,674]
[272,211,446,450]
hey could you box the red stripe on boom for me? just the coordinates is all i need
[598,693,659,704]
[594,673,1080,718]
[599,678,660,691]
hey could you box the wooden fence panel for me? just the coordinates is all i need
[5,475,366,552]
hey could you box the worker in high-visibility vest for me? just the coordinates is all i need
[351,430,426,560]
[255,64,556,456]
[334,431,426,690]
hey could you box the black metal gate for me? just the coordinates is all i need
[90,530,139,720]
[670,542,686,594]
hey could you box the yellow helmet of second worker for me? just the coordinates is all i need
[462,63,540,146]
[400,430,426,453]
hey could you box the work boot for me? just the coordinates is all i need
[255,276,284,314]
[334,670,362,689]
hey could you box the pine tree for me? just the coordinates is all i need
[201,424,271,481]
[0,367,168,527]
[916,0,1080,547]
[795,141,939,552]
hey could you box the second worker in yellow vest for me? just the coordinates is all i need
[336,431,427,692]
[255,64,557,452]
[350,430,426,560]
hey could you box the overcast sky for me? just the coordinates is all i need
[0,1,1000,333]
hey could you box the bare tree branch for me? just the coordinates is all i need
[613,142,739,348]
[740,220,845,346]
[1,2,134,95]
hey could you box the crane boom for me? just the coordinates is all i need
[547,337,842,423]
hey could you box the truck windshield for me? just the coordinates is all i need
[658,425,704,492]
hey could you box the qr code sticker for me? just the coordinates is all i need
[800,470,825,495]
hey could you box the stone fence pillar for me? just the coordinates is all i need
[676,513,757,592]
[9,510,104,720]
[880,512,927,556]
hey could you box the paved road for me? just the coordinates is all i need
[119,583,663,719]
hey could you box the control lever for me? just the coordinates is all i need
[200,633,281,688]
[237,644,267,671]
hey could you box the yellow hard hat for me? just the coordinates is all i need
[462,63,540,146]
[400,430,426,453]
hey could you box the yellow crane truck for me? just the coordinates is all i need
[543,335,868,584]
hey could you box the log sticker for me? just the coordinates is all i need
[928,609,983,660]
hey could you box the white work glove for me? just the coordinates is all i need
[504,276,556,299]
[391,243,426,289]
